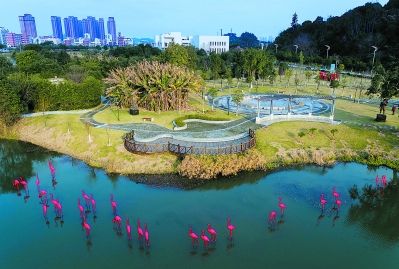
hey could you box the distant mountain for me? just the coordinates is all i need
[274,0,399,69]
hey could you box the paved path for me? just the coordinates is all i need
[80,105,261,141]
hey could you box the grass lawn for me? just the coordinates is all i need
[93,94,241,129]
[255,121,399,163]
[207,72,371,99]
[334,99,399,127]
[11,114,178,174]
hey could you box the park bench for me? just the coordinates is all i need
[142,117,154,122]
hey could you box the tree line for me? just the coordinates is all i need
[274,0,399,71]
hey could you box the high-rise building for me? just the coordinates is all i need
[51,16,63,40]
[63,16,80,39]
[19,14,37,44]
[6,32,22,47]
[86,16,98,41]
[107,17,117,45]
[98,18,105,41]
[0,27,9,45]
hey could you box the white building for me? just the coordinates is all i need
[191,35,229,54]
[154,32,192,49]
[33,36,62,45]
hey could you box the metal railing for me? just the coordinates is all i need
[123,129,256,155]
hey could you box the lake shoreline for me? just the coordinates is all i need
[2,134,398,188]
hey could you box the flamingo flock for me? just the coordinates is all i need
[9,161,392,253]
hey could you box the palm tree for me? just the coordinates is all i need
[105,61,203,112]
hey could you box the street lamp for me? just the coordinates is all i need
[294,44,299,54]
[325,45,331,59]
[274,44,278,54]
[371,46,378,66]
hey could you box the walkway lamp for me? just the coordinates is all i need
[325,45,331,59]
[371,46,378,66]
[274,44,279,54]
[227,96,231,115]
[294,44,299,54]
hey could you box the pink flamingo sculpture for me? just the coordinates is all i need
[320,194,327,211]
[332,187,340,200]
[82,191,91,211]
[113,215,122,228]
[42,204,48,216]
[82,219,91,238]
[113,215,122,234]
[278,197,287,215]
[19,177,29,197]
[335,199,342,211]
[200,230,210,248]
[268,210,277,226]
[188,227,199,246]
[48,160,56,178]
[56,201,63,220]
[39,190,47,198]
[42,204,50,224]
[207,224,217,242]
[137,219,144,240]
[78,199,84,218]
[126,218,132,240]
[90,195,96,216]
[50,194,58,210]
[110,194,117,215]
[227,218,236,239]
[144,224,150,247]
[382,175,387,188]
[12,179,21,195]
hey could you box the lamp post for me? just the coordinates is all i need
[325,45,331,59]
[227,96,231,115]
[294,44,299,54]
[274,44,278,54]
[371,46,378,66]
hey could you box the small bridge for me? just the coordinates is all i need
[124,129,256,155]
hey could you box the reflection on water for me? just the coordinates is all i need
[1,139,399,269]
[0,140,56,193]
[347,171,399,244]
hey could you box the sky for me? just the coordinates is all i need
[0,0,389,39]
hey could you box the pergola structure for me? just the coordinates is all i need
[253,94,337,125]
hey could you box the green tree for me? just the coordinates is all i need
[0,82,23,126]
[207,87,219,110]
[163,43,189,67]
[105,61,203,112]
[232,90,244,115]
[15,50,60,76]
[294,74,300,93]
[210,53,223,82]
[285,68,293,87]
[291,12,299,28]
[367,65,386,98]
[243,49,267,88]
[0,55,13,79]
[305,70,312,85]
[330,80,340,95]
[299,51,304,65]
[314,75,321,94]
[278,62,289,82]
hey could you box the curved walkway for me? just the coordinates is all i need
[80,104,261,140]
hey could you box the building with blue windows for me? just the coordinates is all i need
[51,16,63,40]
